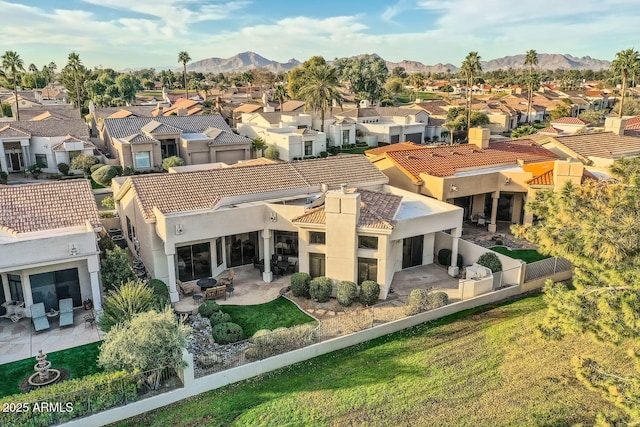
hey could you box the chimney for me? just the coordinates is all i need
[604,117,627,135]
[469,127,490,149]
[156,102,164,116]
[360,99,371,108]
[553,158,584,190]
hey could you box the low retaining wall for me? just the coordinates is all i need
[60,285,522,427]
[521,270,573,292]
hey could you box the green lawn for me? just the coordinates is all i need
[220,297,316,336]
[339,147,368,155]
[490,246,551,263]
[114,295,630,426]
[0,342,103,398]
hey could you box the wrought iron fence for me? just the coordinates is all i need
[524,257,572,282]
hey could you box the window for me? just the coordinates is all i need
[309,231,325,245]
[342,129,350,144]
[304,141,313,156]
[134,151,151,169]
[358,258,378,284]
[216,237,223,267]
[126,216,135,243]
[309,253,326,278]
[35,154,48,168]
[358,235,378,249]
[177,242,211,282]
[30,268,81,311]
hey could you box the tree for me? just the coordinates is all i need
[161,156,184,171]
[611,48,640,118]
[408,72,426,91]
[524,50,539,124]
[100,247,136,290]
[391,66,407,79]
[384,77,404,96]
[511,126,537,138]
[334,55,389,105]
[578,109,607,126]
[1,51,25,120]
[98,280,156,333]
[70,154,99,176]
[178,51,191,100]
[550,103,571,120]
[115,74,140,104]
[264,145,280,160]
[62,52,89,109]
[273,83,288,111]
[99,307,191,378]
[252,137,265,158]
[298,63,342,132]
[461,52,482,131]
[513,158,640,424]
[287,56,327,100]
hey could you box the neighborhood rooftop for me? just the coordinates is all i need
[123,155,389,221]
[103,115,233,139]
[538,131,640,159]
[0,119,90,139]
[0,180,101,235]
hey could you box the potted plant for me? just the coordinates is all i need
[83,299,93,310]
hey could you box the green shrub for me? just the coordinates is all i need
[265,145,280,160]
[209,311,232,326]
[437,248,464,269]
[328,146,340,155]
[244,324,316,360]
[0,370,139,426]
[90,163,104,173]
[359,280,380,306]
[405,289,449,316]
[57,162,70,175]
[198,301,221,318]
[290,272,311,298]
[337,281,358,307]
[70,154,99,175]
[91,165,120,187]
[0,171,7,185]
[477,252,503,273]
[309,277,332,302]
[147,278,170,308]
[319,151,328,158]
[122,166,135,176]
[212,322,244,344]
[101,195,116,210]
[161,156,185,171]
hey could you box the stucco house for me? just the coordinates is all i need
[112,155,463,302]
[366,128,563,230]
[102,115,252,171]
[0,180,103,317]
[0,119,95,174]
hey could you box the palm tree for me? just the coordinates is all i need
[610,48,640,118]
[273,83,289,111]
[460,52,482,132]
[1,50,25,121]
[28,64,38,89]
[298,64,342,133]
[178,51,191,100]
[67,52,84,108]
[524,49,538,124]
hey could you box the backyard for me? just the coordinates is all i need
[113,295,631,426]
[490,245,550,263]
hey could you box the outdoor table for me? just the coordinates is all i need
[276,261,290,276]
[197,277,218,292]
[192,294,203,305]
[46,309,60,320]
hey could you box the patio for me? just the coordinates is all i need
[389,263,461,304]
[0,309,103,365]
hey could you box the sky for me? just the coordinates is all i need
[1,0,638,71]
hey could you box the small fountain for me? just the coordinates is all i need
[27,350,61,387]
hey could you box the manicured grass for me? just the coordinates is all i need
[219,297,316,336]
[414,91,442,100]
[114,295,631,426]
[339,147,368,154]
[490,246,551,263]
[0,342,103,398]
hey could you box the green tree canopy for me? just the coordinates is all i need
[100,247,136,291]
[62,52,89,109]
[264,145,280,160]
[70,154,99,175]
[513,158,640,423]
[161,156,185,171]
[549,103,571,120]
[91,165,120,187]
[98,279,156,333]
[334,54,389,105]
[115,74,140,104]
[611,48,640,118]
[298,63,342,132]
[178,51,191,99]
[2,50,25,120]
[287,56,327,100]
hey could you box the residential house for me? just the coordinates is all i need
[238,112,326,161]
[0,119,95,174]
[548,117,589,134]
[102,115,252,170]
[366,128,561,231]
[112,155,464,301]
[0,180,103,316]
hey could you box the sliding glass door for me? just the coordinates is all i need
[177,242,211,282]
[30,268,81,311]
[226,232,258,267]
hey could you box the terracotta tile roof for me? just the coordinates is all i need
[544,132,640,159]
[413,102,448,116]
[233,103,263,114]
[0,126,31,138]
[538,126,563,134]
[365,142,423,156]
[125,155,388,221]
[379,139,558,181]
[625,116,640,130]
[334,107,379,118]
[526,168,599,186]
[16,107,81,121]
[551,117,589,125]
[0,180,101,234]
[154,98,202,116]
[281,100,305,112]
[0,119,89,138]
[104,115,232,140]
[292,189,401,230]
[108,109,135,119]
[92,106,155,122]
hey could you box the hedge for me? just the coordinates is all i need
[336,281,358,307]
[309,277,333,302]
[359,281,380,306]
[290,272,311,298]
[244,325,316,360]
[198,301,221,318]
[437,249,464,269]
[212,322,244,344]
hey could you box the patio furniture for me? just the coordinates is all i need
[192,294,203,305]
[178,280,194,296]
[1,300,25,322]
[84,309,96,328]
[59,298,74,327]
[226,283,234,298]
[218,269,235,286]
[204,285,226,301]
[197,277,218,292]
[275,260,290,276]
[31,303,50,332]
[286,260,298,274]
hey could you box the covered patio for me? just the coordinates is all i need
[389,263,461,303]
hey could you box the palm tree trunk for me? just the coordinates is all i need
[320,108,325,133]
[13,85,20,121]
[619,75,627,118]
[184,64,188,100]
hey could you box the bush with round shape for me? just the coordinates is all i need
[209,311,232,327]
[91,165,120,187]
[477,252,503,273]
[264,145,280,160]
[147,279,169,299]
[309,277,333,302]
[359,280,380,306]
[290,272,311,298]
[245,324,316,360]
[437,248,464,269]
[90,163,104,173]
[198,301,221,318]
[212,322,244,344]
[430,291,449,308]
[57,162,70,175]
[161,156,185,171]
[405,289,450,316]
[337,281,358,307]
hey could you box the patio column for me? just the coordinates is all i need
[448,227,461,277]
[87,256,102,311]
[21,145,29,169]
[262,230,273,283]
[166,252,179,303]
[488,191,500,233]
[21,273,33,315]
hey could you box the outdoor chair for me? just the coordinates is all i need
[218,269,235,286]
[204,286,226,301]
[84,309,96,328]
[31,303,50,332]
[178,280,194,296]
[58,298,74,327]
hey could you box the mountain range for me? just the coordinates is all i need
[184,51,611,74]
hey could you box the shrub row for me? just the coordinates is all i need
[198,301,244,344]
[244,324,316,360]
[437,249,464,269]
[290,274,380,307]
[404,289,449,316]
